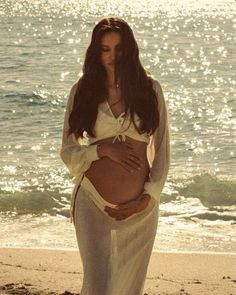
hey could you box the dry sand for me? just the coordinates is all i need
[0,248,235,295]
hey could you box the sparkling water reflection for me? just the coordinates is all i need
[0,0,235,252]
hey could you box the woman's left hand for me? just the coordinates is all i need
[104,194,151,220]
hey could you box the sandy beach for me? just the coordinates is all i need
[0,248,235,295]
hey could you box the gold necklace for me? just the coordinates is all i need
[106,82,120,89]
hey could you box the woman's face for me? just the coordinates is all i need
[100,31,122,71]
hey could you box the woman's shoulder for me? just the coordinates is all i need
[148,75,163,93]
[69,77,81,96]
[66,77,83,106]
[148,75,165,105]
[65,78,82,110]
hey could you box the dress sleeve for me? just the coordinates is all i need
[59,80,99,184]
[143,79,171,202]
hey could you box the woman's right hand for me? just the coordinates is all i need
[98,142,143,172]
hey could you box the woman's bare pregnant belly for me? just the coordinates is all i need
[84,136,150,205]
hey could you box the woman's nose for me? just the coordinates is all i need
[110,50,116,61]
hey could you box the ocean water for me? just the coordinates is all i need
[0,0,235,252]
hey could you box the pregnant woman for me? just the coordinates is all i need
[60,16,170,295]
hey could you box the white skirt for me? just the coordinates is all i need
[73,176,159,295]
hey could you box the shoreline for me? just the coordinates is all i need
[0,248,235,295]
[2,246,236,255]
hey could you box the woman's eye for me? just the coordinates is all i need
[101,48,109,52]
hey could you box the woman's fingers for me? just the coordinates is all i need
[105,206,131,214]
[105,209,129,220]
[128,154,143,168]
[104,195,151,220]
[120,152,143,171]
[117,157,136,172]
[108,201,136,211]
[120,161,134,172]
[112,142,143,171]
[123,158,142,171]
[104,200,138,220]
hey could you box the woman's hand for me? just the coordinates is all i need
[104,194,151,220]
[98,142,143,172]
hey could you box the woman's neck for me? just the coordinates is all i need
[106,81,120,89]
[105,70,119,89]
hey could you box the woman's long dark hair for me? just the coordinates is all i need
[68,17,159,139]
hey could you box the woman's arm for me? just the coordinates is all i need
[60,80,99,184]
[143,79,171,202]
[104,79,170,220]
